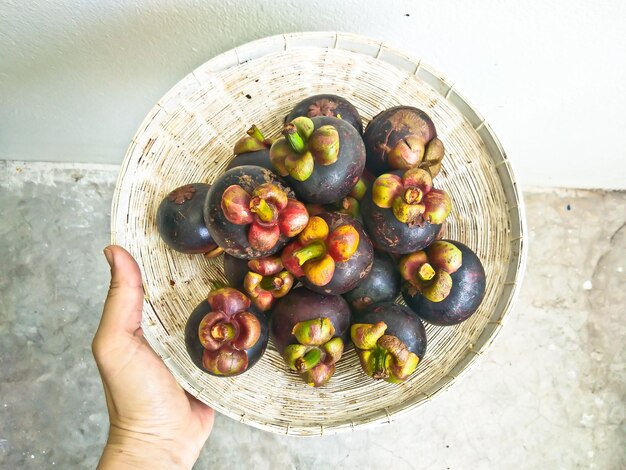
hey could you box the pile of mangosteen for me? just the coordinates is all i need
[156,94,486,387]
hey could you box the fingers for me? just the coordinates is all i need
[96,245,145,343]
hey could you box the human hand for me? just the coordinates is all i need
[93,245,214,469]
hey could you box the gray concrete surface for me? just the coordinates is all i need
[0,161,624,469]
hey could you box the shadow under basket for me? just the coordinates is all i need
[111,31,527,436]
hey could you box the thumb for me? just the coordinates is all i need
[96,245,145,341]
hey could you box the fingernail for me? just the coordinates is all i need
[103,247,114,267]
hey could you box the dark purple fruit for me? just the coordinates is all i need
[225,149,274,171]
[156,183,222,256]
[270,287,351,387]
[401,240,486,326]
[203,165,308,259]
[270,116,365,204]
[226,125,275,171]
[223,253,249,288]
[351,302,426,383]
[363,106,444,176]
[361,167,451,254]
[281,211,373,295]
[285,94,363,135]
[184,288,269,376]
[304,175,368,221]
[344,251,400,313]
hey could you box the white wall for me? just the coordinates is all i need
[1,0,625,189]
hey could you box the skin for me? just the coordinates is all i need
[93,246,214,469]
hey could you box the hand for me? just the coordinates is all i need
[93,245,214,469]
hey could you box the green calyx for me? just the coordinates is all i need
[399,241,462,302]
[233,125,270,155]
[351,325,419,383]
[307,125,339,166]
[282,334,345,387]
[351,321,387,350]
[285,151,314,182]
[349,178,367,200]
[419,270,453,302]
[292,317,335,346]
[269,117,340,182]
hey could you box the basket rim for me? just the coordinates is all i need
[111,30,528,436]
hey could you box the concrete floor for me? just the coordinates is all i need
[0,161,624,470]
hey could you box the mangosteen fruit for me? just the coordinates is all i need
[184,287,269,376]
[401,240,486,326]
[156,183,222,257]
[361,167,451,254]
[351,302,427,383]
[223,253,294,311]
[226,125,275,171]
[285,94,363,135]
[270,287,351,387]
[281,211,373,295]
[363,106,445,176]
[269,116,365,204]
[344,251,400,313]
[223,253,249,288]
[204,165,309,259]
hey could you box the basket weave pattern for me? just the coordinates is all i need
[111,32,526,436]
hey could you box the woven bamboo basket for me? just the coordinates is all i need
[111,31,527,436]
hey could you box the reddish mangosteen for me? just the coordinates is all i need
[204,165,309,259]
[363,106,445,176]
[184,287,269,376]
[285,94,363,135]
[351,302,427,383]
[270,287,351,387]
[269,116,365,204]
[343,251,401,313]
[401,240,486,326]
[281,211,373,295]
[226,125,275,171]
[361,167,451,254]
[222,253,294,311]
[156,183,222,257]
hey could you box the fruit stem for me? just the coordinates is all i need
[249,197,276,223]
[404,187,423,205]
[247,124,266,143]
[293,241,326,265]
[417,263,435,282]
[282,123,306,154]
[260,275,284,291]
[295,348,322,372]
[371,347,390,380]
[211,322,236,342]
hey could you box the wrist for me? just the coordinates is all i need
[98,426,199,470]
